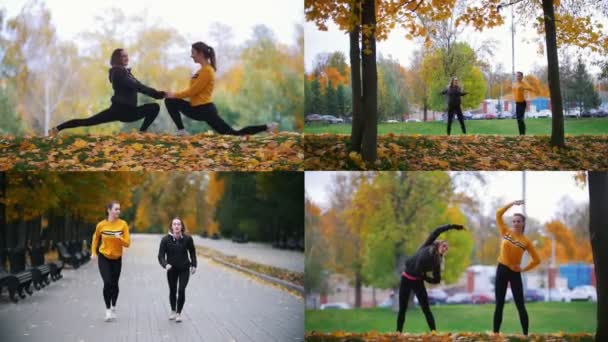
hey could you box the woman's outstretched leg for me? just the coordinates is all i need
[55,107,119,133]
[396,276,413,332]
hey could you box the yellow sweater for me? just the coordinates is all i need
[496,205,540,272]
[91,219,131,260]
[174,64,214,106]
[513,80,534,102]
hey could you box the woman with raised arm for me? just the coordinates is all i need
[396,223,465,333]
[158,217,197,323]
[91,200,131,322]
[441,77,467,135]
[493,200,541,336]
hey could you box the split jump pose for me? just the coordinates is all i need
[441,77,467,135]
[164,41,277,135]
[91,201,131,322]
[493,200,541,335]
[396,224,464,333]
[158,217,197,323]
[50,49,165,135]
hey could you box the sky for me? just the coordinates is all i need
[2,0,303,46]
[305,171,589,224]
[305,6,607,76]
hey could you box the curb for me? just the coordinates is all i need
[210,256,304,296]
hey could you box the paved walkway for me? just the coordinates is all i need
[192,236,304,273]
[0,234,304,342]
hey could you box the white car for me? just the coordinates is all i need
[405,118,421,123]
[320,302,351,310]
[536,109,552,118]
[544,288,571,302]
[321,115,344,124]
[386,119,399,123]
[446,293,472,304]
[570,285,597,302]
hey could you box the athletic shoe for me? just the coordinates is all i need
[266,122,278,133]
[104,309,112,322]
[110,306,116,319]
[175,314,182,323]
[169,311,176,320]
[176,129,189,136]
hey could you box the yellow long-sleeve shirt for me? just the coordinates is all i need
[496,205,540,272]
[91,219,131,260]
[174,64,214,106]
[512,80,534,103]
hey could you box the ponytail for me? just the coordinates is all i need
[192,41,217,71]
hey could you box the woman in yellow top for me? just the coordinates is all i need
[91,200,131,322]
[493,200,540,336]
[512,72,535,135]
[165,42,277,136]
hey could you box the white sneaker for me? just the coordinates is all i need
[175,314,182,323]
[104,309,112,322]
[169,311,176,320]
[176,129,189,136]
[266,122,278,133]
[110,306,116,320]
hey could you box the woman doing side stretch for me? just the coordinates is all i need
[396,224,464,333]
[493,200,541,336]
[441,77,467,135]
[50,49,165,135]
[165,42,277,135]
[91,201,131,322]
[158,217,197,323]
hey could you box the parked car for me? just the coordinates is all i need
[484,114,497,120]
[386,119,399,123]
[320,302,351,310]
[321,115,344,124]
[305,114,323,124]
[536,109,552,118]
[471,292,494,304]
[543,288,571,302]
[446,292,472,304]
[414,288,448,305]
[472,113,485,120]
[405,118,422,123]
[570,285,597,302]
[525,288,545,302]
[463,111,474,120]
[565,108,580,118]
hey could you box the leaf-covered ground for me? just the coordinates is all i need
[304,134,608,170]
[305,332,594,342]
[197,245,303,287]
[0,132,303,171]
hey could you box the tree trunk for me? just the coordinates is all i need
[349,4,363,153]
[354,271,362,308]
[360,0,378,162]
[589,171,608,341]
[542,0,565,147]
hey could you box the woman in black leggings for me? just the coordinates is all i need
[158,217,197,323]
[441,77,467,135]
[396,224,464,333]
[164,42,277,135]
[493,200,540,335]
[50,48,165,135]
[90,201,131,322]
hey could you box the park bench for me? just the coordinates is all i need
[29,246,52,288]
[0,269,20,302]
[55,242,81,268]
[10,247,45,291]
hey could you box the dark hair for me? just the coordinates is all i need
[192,42,216,71]
[516,71,524,77]
[169,217,187,234]
[106,200,120,219]
[110,48,125,67]
[513,213,526,232]
[450,77,459,88]
[433,240,448,255]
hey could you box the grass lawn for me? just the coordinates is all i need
[305,302,596,334]
[304,118,608,135]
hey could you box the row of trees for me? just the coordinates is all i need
[0,0,304,135]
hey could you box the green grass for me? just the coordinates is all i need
[305,302,596,334]
[304,118,608,135]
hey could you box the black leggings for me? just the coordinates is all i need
[165,98,267,135]
[396,275,436,332]
[447,105,466,135]
[167,267,190,313]
[98,253,122,309]
[57,102,160,132]
[494,263,529,335]
[515,101,526,135]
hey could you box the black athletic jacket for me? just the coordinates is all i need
[441,86,467,108]
[158,234,197,270]
[109,66,165,107]
[403,224,458,284]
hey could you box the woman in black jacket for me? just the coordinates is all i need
[396,224,464,333]
[49,48,165,135]
[441,77,467,135]
[158,217,197,323]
